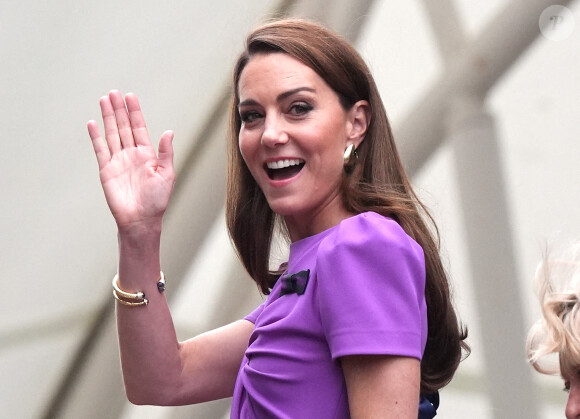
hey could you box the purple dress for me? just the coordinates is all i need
[231,212,427,418]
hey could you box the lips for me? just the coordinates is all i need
[265,158,305,180]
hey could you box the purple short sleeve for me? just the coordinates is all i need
[244,303,264,324]
[316,212,427,360]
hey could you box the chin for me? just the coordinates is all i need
[265,199,302,217]
[267,205,295,217]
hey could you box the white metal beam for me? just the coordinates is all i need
[449,96,539,418]
[396,0,576,176]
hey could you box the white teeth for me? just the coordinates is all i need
[266,159,303,169]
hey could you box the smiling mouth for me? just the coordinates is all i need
[265,159,305,181]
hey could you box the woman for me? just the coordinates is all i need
[87,19,468,418]
[527,246,580,419]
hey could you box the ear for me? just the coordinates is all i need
[346,100,371,149]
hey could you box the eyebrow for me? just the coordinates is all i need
[238,87,316,108]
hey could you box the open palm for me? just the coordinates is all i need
[87,91,175,230]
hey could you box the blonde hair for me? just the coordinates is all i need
[527,244,580,375]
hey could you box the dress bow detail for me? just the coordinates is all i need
[280,270,310,296]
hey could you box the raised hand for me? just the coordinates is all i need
[87,91,175,233]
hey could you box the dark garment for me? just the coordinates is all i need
[418,392,439,418]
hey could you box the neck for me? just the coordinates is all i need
[285,206,356,242]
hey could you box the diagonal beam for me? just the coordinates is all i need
[421,0,466,62]
[291,0,376,42]
[397,0,576,176]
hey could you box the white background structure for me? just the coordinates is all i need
[1,1,579,418]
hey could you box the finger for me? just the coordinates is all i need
[100,95,122,155]
[125,93,152,147]
[109,90,135,149]
[87,120,111,170]
[157,130,175,176]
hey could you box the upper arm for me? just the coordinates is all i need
[173,319,254,404]
[342,355,420,418]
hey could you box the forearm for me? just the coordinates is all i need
[115,225,184,405]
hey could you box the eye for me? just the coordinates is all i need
[288,102,313,116]
[240,110,262,125]
[564,381,571,392]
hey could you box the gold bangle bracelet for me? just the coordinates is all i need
[111,272,165,307]
[113,290,148,306]
[112,274,147,300]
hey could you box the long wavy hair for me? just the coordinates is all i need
[226,18,469,393]
[527,245,580,376]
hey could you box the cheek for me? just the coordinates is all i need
[567,383,580,413]
[238,133,254,164]
[309,122,347,159]
[238,133,264,180]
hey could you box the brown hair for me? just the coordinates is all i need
[226,18,469,393]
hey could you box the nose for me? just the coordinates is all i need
[566,387,580,419]
[261,114,289,148]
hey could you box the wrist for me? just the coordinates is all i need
[117,219,163,241]
[117,221,163,258]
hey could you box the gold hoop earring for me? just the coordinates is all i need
[343,144,356,165]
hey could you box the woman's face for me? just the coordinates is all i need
[237,52,366,238]
[563,367,580,418]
